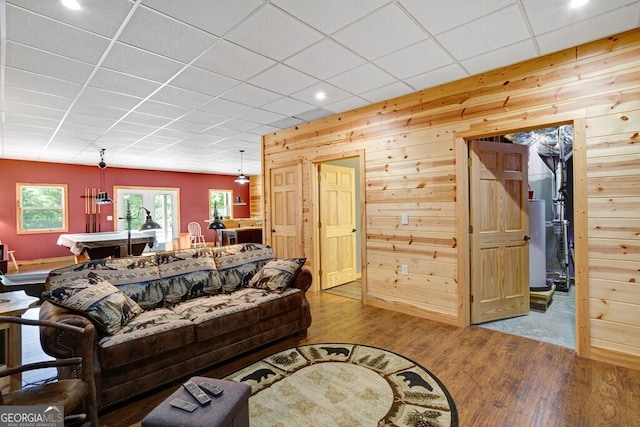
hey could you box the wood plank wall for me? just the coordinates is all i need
[249,175,262,219]
[262,29,640,370]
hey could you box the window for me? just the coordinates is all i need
[209,190,233,220]
[16,183,68,233]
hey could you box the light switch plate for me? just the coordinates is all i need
[401,265,409,275]
[401,213,409,225]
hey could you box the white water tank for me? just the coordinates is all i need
[528,199,546,289]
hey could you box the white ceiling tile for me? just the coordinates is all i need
[290,82,353,107]
[327,63,396,95]
[4,67,82,98]
[461,39,537,75]
[284,39,367,80]
[89,68,161,98]
[5,41,94,84]
[399,0,514,35]
[225,5,323,61]
[535,5,640,55]
[141,0,262,36]
[261,97,315,117]
[323,96,370,114]
[182,110,229,126]
[218,119,258,132]
[170,66,240,98]
[123,111,173,128]
[250,124,281,134]
[437,5,531,60]
[65,111,118,128]
[405,63,468,91]
[272,0,391,35]
[119,6,218,63]
[523,0,639,35]
[164,120,211,133]
[332,4,427,60]
[359,81,415,104]
[4,86,73,111]
[6,4,110,64]
[3,100,65,120]
[150,85,213,109]
[4,113,59,129]
[374,39,454,79]
[7,0,134,37]
[248,64,319,96]
[79,86,143,110]
[198,98,254,118]
[134,100,191,119]
[193,40,276,81]
[221,84,281,107]
[264,116,306,129]
[242,108,287,125]
[202,127,241,139]
[72,100,129,120]
[102,42,185,83]
[294,107,336,122]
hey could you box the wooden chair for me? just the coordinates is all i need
[187,222,206,248]
[0,241,18,271]
[0,316,99,427]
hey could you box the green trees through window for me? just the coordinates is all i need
[17,183,68,233]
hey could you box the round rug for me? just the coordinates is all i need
[225,343,458,427]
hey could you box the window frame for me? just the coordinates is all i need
[16,183,69,234]
[209,189,234,220]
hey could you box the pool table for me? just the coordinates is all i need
[57,231,157,260]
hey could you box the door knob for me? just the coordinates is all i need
[523,235,531,241]
[271,229,276,233]
[352,228,357,232]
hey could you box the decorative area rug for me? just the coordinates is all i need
[225,343,458,427]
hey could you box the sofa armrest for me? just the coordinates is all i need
[290,267,312,293]
[39,301,96,359]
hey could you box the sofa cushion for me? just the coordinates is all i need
[249,258,306,293]
[43,273,142,335]
[212,244,275,293]
[98,308,195,369]
[156,248,224,304]
[47,256,164,310]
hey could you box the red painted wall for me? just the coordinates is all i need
[0,159,251,261]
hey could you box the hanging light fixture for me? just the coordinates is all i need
[234,150,250,184]
[95,148,113,205]
[233,195,246,205]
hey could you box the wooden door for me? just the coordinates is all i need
[319,163,357,289]
[470,140,530,324]
[269,164,302,259]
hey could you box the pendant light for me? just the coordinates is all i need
[234,150,250,184]
[95,148,113,205]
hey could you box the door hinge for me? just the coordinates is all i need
[318,222,322,229]
[468,157,472,167]
[319,269,323,276]
[469,225,473,233]
[470,294,474,303]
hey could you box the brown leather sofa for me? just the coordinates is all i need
[38,243,311,410]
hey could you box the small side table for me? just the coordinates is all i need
[142,376,250,427]
[0,290,39,390]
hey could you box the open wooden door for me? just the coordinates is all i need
[470,140,530,324]
[319,163,357,290]
[269,163,302,259]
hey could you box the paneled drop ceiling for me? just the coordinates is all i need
[1,0,639,175]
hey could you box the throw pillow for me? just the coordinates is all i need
[43,273,142,335]
[248,258,306,293]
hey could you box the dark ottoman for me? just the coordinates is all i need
[142,377,250,427]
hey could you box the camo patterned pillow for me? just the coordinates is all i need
[213,244,275,293]
[248,258,306,293]
[156,248,224,304]
[42,273,142,335]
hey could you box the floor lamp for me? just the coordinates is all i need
[123,201,162,256]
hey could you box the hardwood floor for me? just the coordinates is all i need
[11,261,640,426]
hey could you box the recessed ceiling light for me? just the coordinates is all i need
[61,0,82,10]
[315,91,326,101]
[569,0,588,8]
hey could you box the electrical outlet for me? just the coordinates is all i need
[401,213,409,225]
[401,265,409,275]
